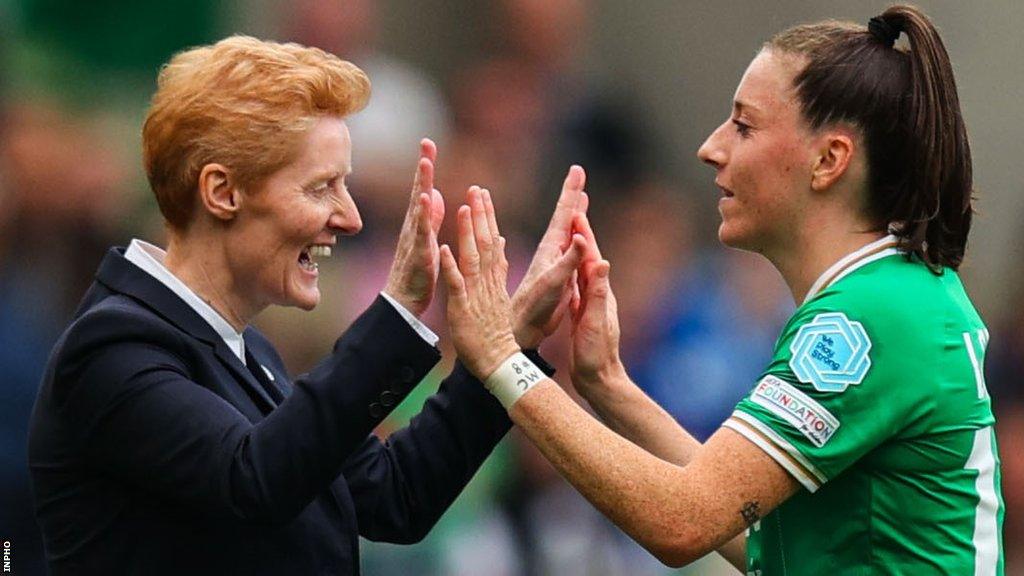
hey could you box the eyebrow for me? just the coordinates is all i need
[733,99,764,116]
[303,168,351,189]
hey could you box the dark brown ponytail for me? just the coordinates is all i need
[769,5,973,271]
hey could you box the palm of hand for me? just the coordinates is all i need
[384,140,444,317]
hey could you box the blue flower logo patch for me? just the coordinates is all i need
[789,312,871,392]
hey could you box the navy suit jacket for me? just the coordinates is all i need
[28,247,551,575]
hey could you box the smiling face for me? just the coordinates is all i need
[697,50,817,255]
[225,116,362,311]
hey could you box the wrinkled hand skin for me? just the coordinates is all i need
[383,138,446,317]
[440,186,521,381]
[510,166,589,350]
[569,211,627,392]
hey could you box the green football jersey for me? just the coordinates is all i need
[724,235,1004,575]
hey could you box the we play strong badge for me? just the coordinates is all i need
[790,312,872,393]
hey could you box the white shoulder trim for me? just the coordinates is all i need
[724,410,827,492]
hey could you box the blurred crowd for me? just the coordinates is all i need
[0,1,1019,574]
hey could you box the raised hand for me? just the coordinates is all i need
[439,186,520,381]
[383,139,446,317]
[510,166,589,349]
[569,212,626,390]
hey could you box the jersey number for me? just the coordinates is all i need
[962,329,999,575]
[963,329,989,399]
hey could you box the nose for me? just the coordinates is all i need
[328,189,363,235]
[697,121,728,169]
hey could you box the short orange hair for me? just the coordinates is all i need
[142,35,370,230]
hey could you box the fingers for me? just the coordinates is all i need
[413,139,444,233]
[553,234,587,283]
[439,244,465,300]
[411,157,434,199]
[456,203,480,276]
[573,211,603,262]
[550,267,576,325]
[570,275,582,321]
[497,234,509,273]
[578,259,611,324]
[469,187,493,268]
[542,165,587,245]
[409,139,437,217]
[584,259,611,302]
[420,138,438,164]
[482,188,501,244]
[588,259,611,296]
[416,192,434,240]
[430,187,445,233]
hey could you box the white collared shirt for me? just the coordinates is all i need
[125,239,248,363]
[124,239,438,365]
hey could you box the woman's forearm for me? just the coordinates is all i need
[578,370,702,465]
[576,371,746,572]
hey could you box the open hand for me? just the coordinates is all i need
[383,139,445,316]
[569,212,626,391]
[440,186,520,380]
[510,166,589,349]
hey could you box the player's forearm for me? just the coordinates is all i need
[510,378,725,567]
[718,534,747,573]
[578,370,746,573]
[577,370,701,466]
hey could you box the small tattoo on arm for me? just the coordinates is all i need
[740,501,761,527]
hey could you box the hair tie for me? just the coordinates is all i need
[868,16,899,48]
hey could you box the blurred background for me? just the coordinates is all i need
[0,0,1021,574]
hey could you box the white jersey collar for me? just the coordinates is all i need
[802,234,901,305]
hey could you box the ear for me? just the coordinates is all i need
[197,163,242,222]
[810,130,855,192]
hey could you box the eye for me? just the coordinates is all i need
[732,119,752,138]
[308,179,335,197]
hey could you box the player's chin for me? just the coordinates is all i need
[717,220,747,249]
[717,222,765,255]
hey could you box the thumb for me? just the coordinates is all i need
[430,188,445,233]
[553,233,586,281]
[569,276,582,322]
[439,244,466,300]
[584,259,612,314]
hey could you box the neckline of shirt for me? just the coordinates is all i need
[802,234,901,306]
[124,239,247,364]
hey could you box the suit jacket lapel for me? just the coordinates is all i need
[243,346,285,404]
[95,247,278,413]
[214,342,278,413]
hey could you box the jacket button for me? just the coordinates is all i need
[368,403,384,418]
[389,366,416,391]
[380,390,397,408]
[398,366,415,384]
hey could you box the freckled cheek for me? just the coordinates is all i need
[773,138,809,179]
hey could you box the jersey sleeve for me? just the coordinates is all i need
[724,294,920,492]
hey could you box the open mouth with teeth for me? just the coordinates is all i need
[298,245,332,272]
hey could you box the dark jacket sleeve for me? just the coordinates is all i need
[54,296,439,524]
[344,351,555,543]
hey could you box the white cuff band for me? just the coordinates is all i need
[380,291,440,347]
[484,352,545,409]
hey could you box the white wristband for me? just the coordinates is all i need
[484,352,545,409]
